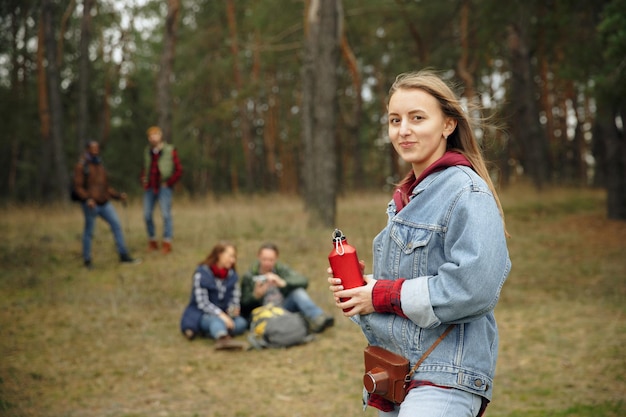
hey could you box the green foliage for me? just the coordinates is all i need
[596,0,626,97]
[0,0,624,202]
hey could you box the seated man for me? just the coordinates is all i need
[241,242,334,333]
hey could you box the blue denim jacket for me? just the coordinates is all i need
[356,166,511,401]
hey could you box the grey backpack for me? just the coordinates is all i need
[248,304,314,349]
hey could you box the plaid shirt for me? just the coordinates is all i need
[372,278,407,318]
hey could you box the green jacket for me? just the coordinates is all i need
[240,261,308,319]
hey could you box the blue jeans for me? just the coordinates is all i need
[282,288,324,321]
[200,314,248,339]
[82,201,129,261]
[143,186,173,240]
[377,385,483,417]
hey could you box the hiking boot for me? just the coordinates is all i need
[308,314,335,333]
[214,335,246,351]
[161,241,172,254]
[120,254,142,265]
[148,240,159,252]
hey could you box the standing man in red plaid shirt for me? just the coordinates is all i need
[140,126,183,254]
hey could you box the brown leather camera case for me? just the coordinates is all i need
[363,345,410,404]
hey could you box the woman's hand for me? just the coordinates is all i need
[229,306,241,317]
[219,311,235,330]
[327,268,376,317]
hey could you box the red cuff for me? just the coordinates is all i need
[372,279,407,319]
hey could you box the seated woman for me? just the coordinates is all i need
[180,241,247,350]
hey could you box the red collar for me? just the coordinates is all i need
[393,152,472,213]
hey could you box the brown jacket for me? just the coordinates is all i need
[73,158,121,205]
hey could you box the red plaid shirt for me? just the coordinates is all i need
[372,278,407,318]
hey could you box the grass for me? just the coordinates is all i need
[0,184,625,417]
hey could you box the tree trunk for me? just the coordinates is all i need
[340,32,364,190]
[226,0,254,191]
[594,99,626,220]
[506,23,550,189]
[41,0,69,201]
[77,0,93,152]
[263,72,279,191]
[395,0,428,63]
[565,80,587,185]
[302,0,341,227]
[57,0,75,68]
[158,0,180,143]
[37,14,52,200]
[456,0,476,102]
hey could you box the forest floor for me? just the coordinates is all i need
[0,184,625,417]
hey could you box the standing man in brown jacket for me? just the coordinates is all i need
[74,141,140,269]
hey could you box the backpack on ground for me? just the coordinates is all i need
[70,162,89,202]
[248,303,313,349]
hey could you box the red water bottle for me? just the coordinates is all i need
[328,229,365,311]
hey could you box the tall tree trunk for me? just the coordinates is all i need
[158,0,180,143]
[302,0,342,227]
[226,0,254,191]
[37,13,52,199]
[456,0,476,102]
[302,0,341,227]
[372,69,401,183]
[395,0,428,63]
[57,0,76,68]
[340,32,364,189]
[77,0,93,152]
[7,5,27,198]
[506,23,550,189]
[264,72,279,191]
[565,80,587,185]
[537,54,557,174]
[594,99,626,220]
[41,0,69,201]
[100,21,129,148]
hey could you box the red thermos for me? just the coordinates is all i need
[328,229,365,311]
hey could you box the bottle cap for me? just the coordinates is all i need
[332,229,347,255]
[332,228,346,242]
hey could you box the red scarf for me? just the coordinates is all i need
[393,152,472,213]
[210,265,229,279]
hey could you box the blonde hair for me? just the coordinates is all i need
[389,69,507,233]
[146,126,162,136]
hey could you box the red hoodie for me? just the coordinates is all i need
[393,151,472,213]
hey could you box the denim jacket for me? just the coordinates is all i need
[356,165,511,401]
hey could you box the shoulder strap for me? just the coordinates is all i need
[405,324,456,382]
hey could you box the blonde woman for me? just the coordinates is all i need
[329,70,511,417]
